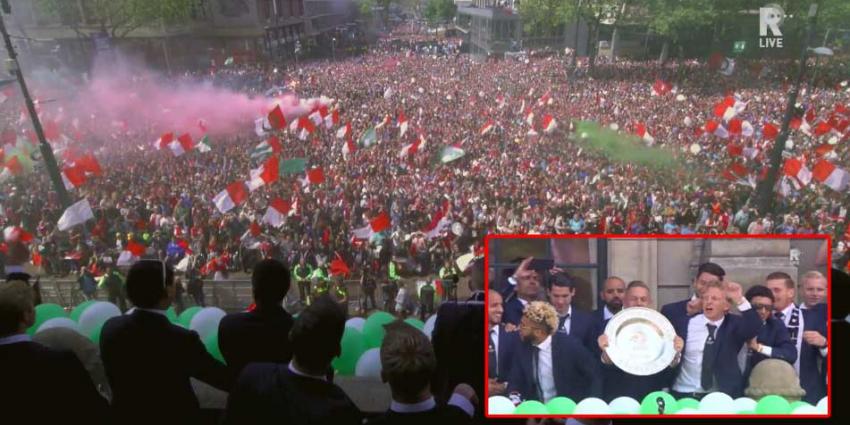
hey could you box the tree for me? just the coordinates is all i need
[646,0,717,62]
[423,0,456,26]
[558,0,622,68]
[518,0,566,37]
[36,0,195,38]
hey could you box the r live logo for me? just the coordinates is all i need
[759,4,784,48]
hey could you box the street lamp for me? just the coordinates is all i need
[0,1,71,208]
[809,46,833,88]
[755,3,818,215]
[332,37,337,61]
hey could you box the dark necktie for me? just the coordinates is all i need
[530,345,544,401]
[558,313,571,333]
[701,323,718,391]
[488,329,498,378]
[774,311,785,321]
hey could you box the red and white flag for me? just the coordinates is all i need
[308,107,324,126]
[248,156,279,191]
[424,202,451,239]
[61,165,87,190]
[704,120,730,138]
[783,158,812,186]
[342,137,356,160]
[399,138,422,159]
[634,122,655,145]
[154,132,173,150]
[480,119,495,136]
[297,116,316,140]
[370,211,391,233]
[329,252,351,277]
[57,199,94,231]
[812,160,850,191]
[741,120,754,137]
[524,108,535,127]
[398,111,409,138]
[651,79,672,96]
[325,108,340,129]
[117,240,147,266]
[762,122,779,140]
[537,91,552,106]
[542,115,557,134]
[168,133,193,157]
[213,181,249,213]
[376,114,391,130]
[268,105,287,130]
[306,167,325,184]
[262,198,291,228]
[351,224,373,241]
[337,122,352,139]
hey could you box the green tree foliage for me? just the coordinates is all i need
[423,0,456,26]
[36,0,195,38]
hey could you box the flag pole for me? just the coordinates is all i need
[754,3,817,215]
[0,1,72,209]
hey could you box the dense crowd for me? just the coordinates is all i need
[2,30,850,287]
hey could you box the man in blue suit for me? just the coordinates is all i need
[501,257,543,327]
[670,280,761,400]
[547,272,600,355]
[593,276,625,325]
[487,289,519,396]
[661,262,726,325]
[506,301,601,403]
[741,285,797,381]
[766,271,828,404]
[598,281,684,402]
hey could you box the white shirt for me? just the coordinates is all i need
[674,314,727,393]
[390,395,475,417]
[0,334,31,346]
[558,305,573,334]
[603,305,615,321]
[288,361,327,381]
[535,335,557,403]
[490,325,500,360]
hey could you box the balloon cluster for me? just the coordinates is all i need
[332,312,437,377]
[28,301,121,345]
[488,392,828,415]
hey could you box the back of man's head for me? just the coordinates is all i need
[126,260,174,309]
[252,259,291,307]
[0,280,34,337]
[380,320,436,401]
[289,295,346,374]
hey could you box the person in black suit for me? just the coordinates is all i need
[506,301,602,402]
[765,271,828,404]
[488,289,519,396]
[502,257,543,326]
[597,281,684,402]
[669,280,761,400]
[367,321,477,425]
[0,280,108,423]
[593,276,625,324]
[100,260,236,424]
[829,268,848,421]
[219,258,295,375]
[547,272,600,355]
[741,285,797,381]
[223,295,361,425]
[660,262,726,326]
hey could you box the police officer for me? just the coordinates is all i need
[293,257,313,306]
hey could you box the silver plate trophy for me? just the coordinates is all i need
[604,307,676,376]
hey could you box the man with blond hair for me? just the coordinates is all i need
[0,281,107,422]
[368,321,476,424]
[800,271,827,310]
[507,301,601,403]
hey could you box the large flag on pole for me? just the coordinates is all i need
[213,181,249,213]
[57,199,94,231]
[262,198,291,228]
[439,145,465,163]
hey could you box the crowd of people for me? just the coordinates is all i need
[488,259,830,407]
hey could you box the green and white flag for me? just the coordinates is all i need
[196,135,212,153]
[280,157,307,175]
[250,141,274,163]
[358,126,377,148]
[440,146,465,163]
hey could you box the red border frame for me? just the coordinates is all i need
[483,233,832,419]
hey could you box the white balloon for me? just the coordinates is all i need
[689,143,702,155]
[816,397,828,413]
[345,317,366,332]
[189,307,227,341]
[699,392,734,413]
[574,397,611,414]
[732,397,756,413]
[78,302,121,337]
[488,396,516,414]
[354,348,382,379]
[608,396,640,414]
[792,405,821,414]
[423,314,437,340]
[676,407,700,415]
[36,317,82,335]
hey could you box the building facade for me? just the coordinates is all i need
[456,4,521,59]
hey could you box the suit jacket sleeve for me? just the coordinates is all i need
[768,320,798,364]
[57,350,110,424]
[732,308,763,344]
[185,329,237,392]
[571,339,603,399]
[505,346,529,399]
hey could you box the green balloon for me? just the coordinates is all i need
[89,322,105,346]
[332,328,367,376]
[362,311,396,348]
[755,395,790,414]
[514,400,548,414]
[403,318,425,330]
[166,307,178,323]
[640,391,678,414]
[27,303,68,335]
[178,306,202,328]
[789,401,810,411]
[545,397,576,414]
[70,300,96,322]
[738,410,756,414]
[204,334,225,364]
[677,397,699,410]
